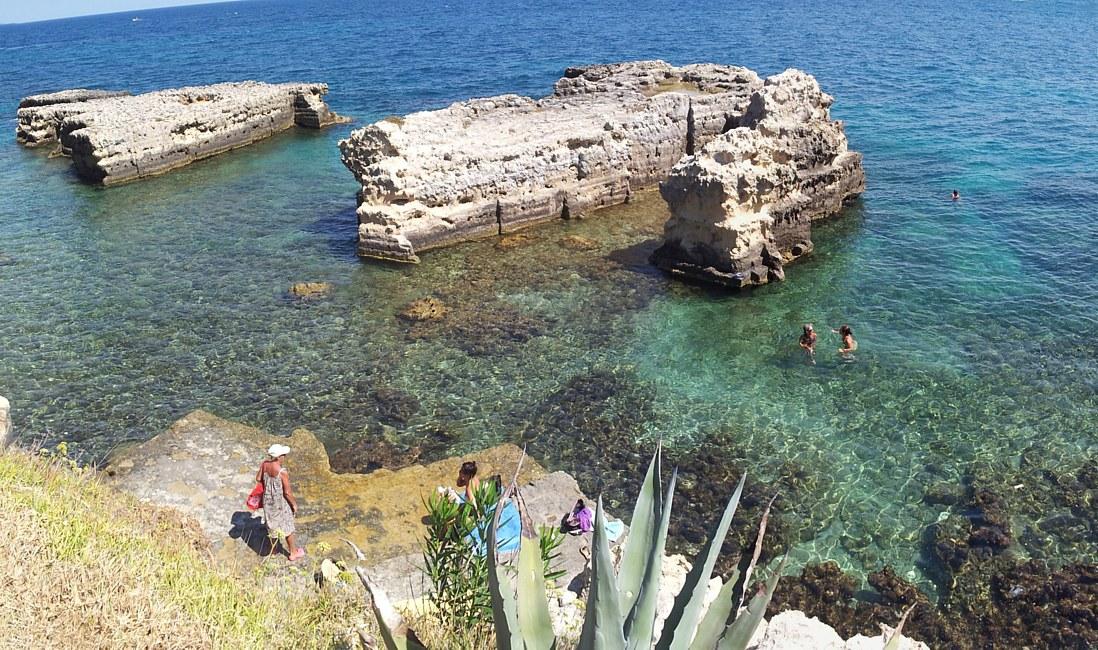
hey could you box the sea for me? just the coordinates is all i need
[0,0,1095,594]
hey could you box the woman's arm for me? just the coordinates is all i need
[281,471,298,514]
[254,460,266,483]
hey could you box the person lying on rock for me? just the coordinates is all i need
[256,443,305,561]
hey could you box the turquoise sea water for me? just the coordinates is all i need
[1,0,1096,591]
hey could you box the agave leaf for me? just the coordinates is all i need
[717,556,786,650]
[883,603,917,650]
[656,473,747,650]
[624,468,677,649]
[488,495,521,650]
[736,492,778,612]
[619,445,662,612]
[517,536,557,650]
[688,568,740,650]
[578,498,626,650]
[352,565,429,650]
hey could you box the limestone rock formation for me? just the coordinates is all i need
[288,281,333,299]
[15,89,129,147]
[17,82,347,185]
[339,60,765,262]
[652,70,865,288]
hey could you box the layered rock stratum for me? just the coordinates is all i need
[16,82,346,185]
[339,60,765,262]
[652,70,865,287]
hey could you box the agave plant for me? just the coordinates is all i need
[354,445,785,650]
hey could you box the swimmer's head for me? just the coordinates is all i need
[803,323,814,334]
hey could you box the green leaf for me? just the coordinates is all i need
[883,603,917,650]
[354,566,428,650]
[717,556,786,650]
[488,499,521,650]
[619,445,662,613]
[578,498,626,650]
[624,468,677,650]
[517,536,557,650]
[688,569,740,650]
[656,474,746,650]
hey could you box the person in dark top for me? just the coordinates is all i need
[799,323,817,355]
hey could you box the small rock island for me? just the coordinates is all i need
[17,82,346,185]
[339,60,864,283]
[652,70,865,287]
[339,60,765,262]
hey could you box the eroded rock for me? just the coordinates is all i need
[17,82,347,185]
[397,297,448,322]
[652,69,865,288]
[288,282,333,299]
[339,60,764,262]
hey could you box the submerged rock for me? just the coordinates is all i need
[397,297,449,322]
[17,82,347,185]
[558,235,601,251]
[288,281,333,299]
[339,60,764,262]
[652,69,865,288]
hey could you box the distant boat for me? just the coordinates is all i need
[132,17,141,22]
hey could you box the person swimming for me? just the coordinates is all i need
[799,323,817,362]
[833,324,858,356]
[951,189,960,201]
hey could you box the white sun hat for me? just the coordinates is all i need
[267,443,291,458]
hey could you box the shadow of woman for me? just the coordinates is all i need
[228,511,286,558]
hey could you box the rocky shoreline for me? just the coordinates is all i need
[16,81,347,185]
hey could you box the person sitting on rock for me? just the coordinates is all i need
[833,324,858,356]
[456,460,481,508]
[799,323,817,356]
[256,443,304,561]
[562,499,594,535]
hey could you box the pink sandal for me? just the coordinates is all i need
[288,548,306,562]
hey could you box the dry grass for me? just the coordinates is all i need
[0,449,367,649]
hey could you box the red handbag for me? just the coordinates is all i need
[245,483,264,511]
[245,461,266,511]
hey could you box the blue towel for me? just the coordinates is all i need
[460,496,521,556]
[605,519,625,543]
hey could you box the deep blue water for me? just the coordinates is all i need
[1,0,1096,589]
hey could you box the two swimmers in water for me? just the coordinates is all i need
[800,322,857,361]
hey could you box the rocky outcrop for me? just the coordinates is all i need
[339,60,765,262]
[15,89,129,147]
[652,70,865,288]
[0,395,11,449]
[104,410,544,567]
[17,82,347,185]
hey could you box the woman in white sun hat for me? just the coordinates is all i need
[255,443,304,561]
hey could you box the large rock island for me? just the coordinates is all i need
[339,60,765,262]
[652,70,865,287]
[16,82,346,185]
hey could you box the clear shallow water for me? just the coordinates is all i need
[1,0,1096,590]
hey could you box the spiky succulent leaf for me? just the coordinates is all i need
[624,469,677,649]
[688,569,740,650]
[353,566,428,650]
[618,445,662,612]
[578,498,626,650]
[717,557,786,650]
[656,474,746,650]
[883,603,917,650]
[488,500,521,650]
[517,535,557,650]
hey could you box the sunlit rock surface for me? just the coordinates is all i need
[16,82,346,185]
[339,60,764,262]
[652,70,865,288]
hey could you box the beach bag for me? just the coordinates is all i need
[245,461,266,511]
[245,482,264,511]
